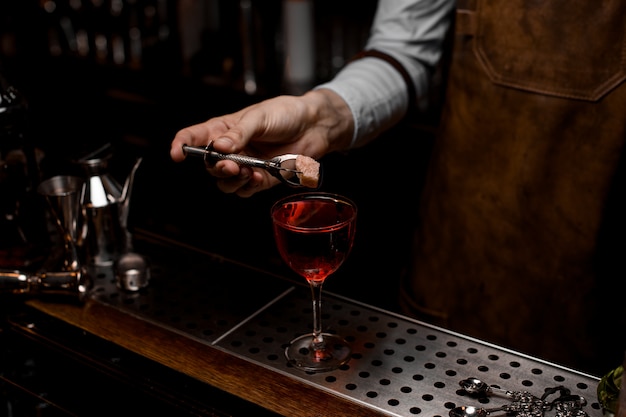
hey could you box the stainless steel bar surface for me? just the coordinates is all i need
[91,244,602,417]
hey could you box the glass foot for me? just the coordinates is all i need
[285,333,351,372]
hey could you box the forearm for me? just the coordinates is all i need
[317,0,454,148]
[315,56,413,148]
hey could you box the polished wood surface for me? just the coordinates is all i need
[26,298,389,417]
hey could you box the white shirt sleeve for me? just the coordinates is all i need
[315,0,455,148]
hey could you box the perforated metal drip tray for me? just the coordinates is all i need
[90,242,602,417]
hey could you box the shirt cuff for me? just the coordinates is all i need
[314,56,412,148]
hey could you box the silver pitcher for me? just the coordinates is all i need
[79,155,143,266]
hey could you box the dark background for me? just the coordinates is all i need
[0,0,441,311]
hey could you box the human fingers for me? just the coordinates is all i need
[170,117,236,162]
[215,168,260,197]
[170,124,210,162]
[207,159,241,180]
[215,169,281,197]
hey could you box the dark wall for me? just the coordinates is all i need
[0,0,436,312]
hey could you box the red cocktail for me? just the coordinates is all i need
[271,192,357,372]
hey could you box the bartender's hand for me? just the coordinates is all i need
[170,89,354,197]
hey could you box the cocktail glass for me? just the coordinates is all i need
[271,192,357,372]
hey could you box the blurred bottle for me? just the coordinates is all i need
[282,0,315,94]
[598,352,626,417]
[0,73,48,269]
[620,370,626,417]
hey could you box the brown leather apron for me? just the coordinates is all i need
[400,0,626,375]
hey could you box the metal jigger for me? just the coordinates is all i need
[0,175,92,302]
[37,175,85,271]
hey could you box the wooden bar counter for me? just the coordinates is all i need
[3,233,605,417]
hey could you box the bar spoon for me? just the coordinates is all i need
[450,405,510,417]
[460,377,517,398]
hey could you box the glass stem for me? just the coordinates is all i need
[309,280,325,346]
